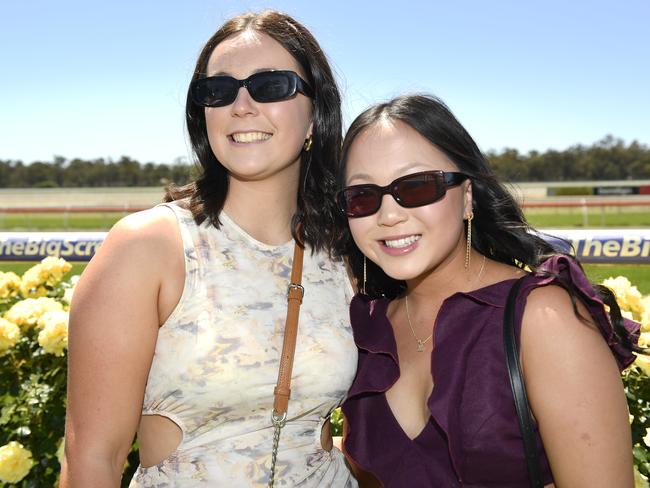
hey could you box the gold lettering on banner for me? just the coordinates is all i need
[602,240,621,257]
[60,241,74,256]
[24,241,40,255]
[11,242,25,254]
[73,241,87,256]
[582,238,602,257]
[45,241,62,256]
[643,241,650,258]
[570,238,581,255]
[621,237,642,257]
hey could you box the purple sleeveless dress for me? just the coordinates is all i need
[342,255,639,487]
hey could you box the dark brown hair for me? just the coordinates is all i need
[166,10,342,251]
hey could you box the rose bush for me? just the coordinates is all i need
[603,276,650,486]
[0,259,72,486]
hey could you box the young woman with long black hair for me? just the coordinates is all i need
[334,94,640,487]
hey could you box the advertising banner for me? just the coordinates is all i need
[0,232,106,262]
[1,229,649,264]
[539,229,650,264]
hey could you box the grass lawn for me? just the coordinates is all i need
[3,262,87,277]
[525,210,650,228]
[1,208,650,231]
[0,212,124,231]
[582,264,650,295]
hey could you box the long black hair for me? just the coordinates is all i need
[333,94,640,351]
[166,10,342,252]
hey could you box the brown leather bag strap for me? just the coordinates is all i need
[272,240,305,417]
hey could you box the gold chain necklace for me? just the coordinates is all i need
[404,294,433,352]
[404,255,487,352]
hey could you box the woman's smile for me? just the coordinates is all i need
[228,131,273,144]
[379,234,422,256]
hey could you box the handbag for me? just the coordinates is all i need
[503,276,544,488]
[268,240,305,487]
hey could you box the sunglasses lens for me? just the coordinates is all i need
[340,187,380,217]
[249,72,294,102]
[191,78,238,107]
[395,173,444,207]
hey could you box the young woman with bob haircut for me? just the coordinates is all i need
[333,94,640,487]
[61,10,358,487]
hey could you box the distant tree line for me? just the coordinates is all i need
[487,135,650,181]
[0,156,196,188]
[1,136,649,188]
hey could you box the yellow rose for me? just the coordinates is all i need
[602,276,645,320]
[602,276,631,293]
[0,318,21,356]
[19,257,72,298]
[635,354,650,377]
[622,309,635,321]
[37,310,69,356]
[639,332,650,348]
[39,256,72,286]
[19,265,48,298]
[635,465,650,488]
[4,297,63,330]
[641,296,650,333]
[0,272,21,299]
[634,332,650,376]
[0,441,34,483]
[56,437,65,465]
[62,275,80,306]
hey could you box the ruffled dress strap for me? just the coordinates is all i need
[346,296,399,399]
[514,254,640,370]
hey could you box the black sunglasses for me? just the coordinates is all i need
[337,170,469,218]
[190,70,314,107]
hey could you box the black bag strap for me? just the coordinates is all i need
[503,277,544,488]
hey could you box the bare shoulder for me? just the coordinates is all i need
[90,206,180,270]
[519,282,620,396]
[104,205,180,250]
[523,284,599,336]
[74,205,184,315]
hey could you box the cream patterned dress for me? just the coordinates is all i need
[128,202,358,487]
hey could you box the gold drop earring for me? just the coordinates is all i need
[362,255,367,294]
[303,136,312,152]
[465,212,473,271]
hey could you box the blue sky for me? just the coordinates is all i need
[1,0,648,165]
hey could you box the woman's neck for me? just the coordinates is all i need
[223,171,300,246]
[406,247,487,306]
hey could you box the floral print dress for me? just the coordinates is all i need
[128,202,358,487]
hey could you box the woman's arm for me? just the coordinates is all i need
[521,285,634,488]
[60,208,182,487]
